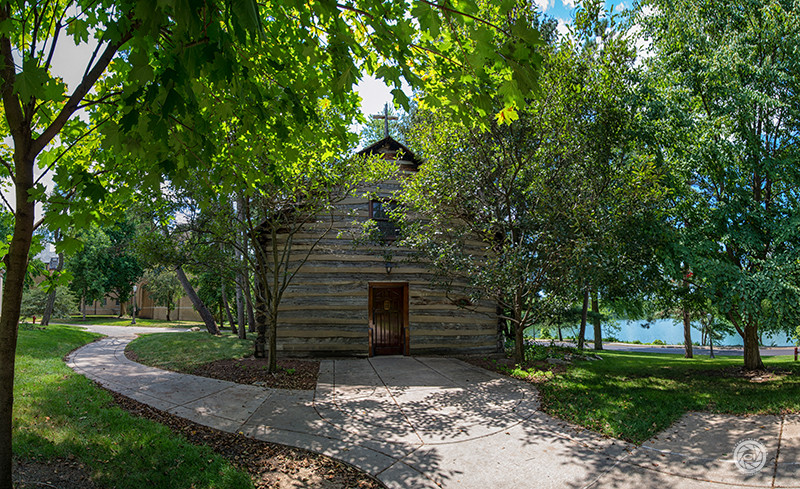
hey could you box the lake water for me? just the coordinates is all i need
[557,319,796,347]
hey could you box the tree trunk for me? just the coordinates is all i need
[592,290,602,350]
[683,307,693,358]
[743,321,763,370]
[245,274,256,334]
[236,194,247,340]
[577,287,589,350]
[268,301,279,372]
[254,285,268,359]
[221,282,237,335]
[175,265,219,335]
[513,306,525,364]
[81,295,86,320]
[709,333,715,359]
[165,292,172,322]
[235,277,245,339]
[557,324,563,342]
[0,153,36,489]
[119,301,126,318]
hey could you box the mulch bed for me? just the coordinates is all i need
[109,389,384,489]
[192,357,320,390]
[124,350,320,391]
[13,457,98,489]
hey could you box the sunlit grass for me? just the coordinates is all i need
[50,316,203,328]
[14,324,251,488]
[538,350,800,443]
[126,332,253,372]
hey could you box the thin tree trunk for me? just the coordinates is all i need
[513,306,525,364]
[245,274,256,334]
[268,300,279,372]
[41,285,57,326]
[234,194,246,339]
[578,287,589,350]
[683,307,693,358]
[235,279,245,339]
[557,324,563,342]
[175,265,219,335]
[254,276,268,359]
[709,333,715,359]
[0,152,36,489]
[81,295,86,320]
[592,290,602,350]
[165,292,172,322]
[221,282,237,335]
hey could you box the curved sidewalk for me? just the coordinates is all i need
[67,327,800,488]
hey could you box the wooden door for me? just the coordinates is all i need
[369,284,407,355]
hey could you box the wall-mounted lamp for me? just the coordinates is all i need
[384,261,393,274]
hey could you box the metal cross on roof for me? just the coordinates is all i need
[371,102,398,139]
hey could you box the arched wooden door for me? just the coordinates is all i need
[369,283,409,355]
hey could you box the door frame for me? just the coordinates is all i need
[368,282,409,356]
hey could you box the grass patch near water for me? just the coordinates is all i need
[537,350,800,444]
[126,331,252,372]
[14,324,251,488]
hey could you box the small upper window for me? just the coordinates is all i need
[369,200,401,242]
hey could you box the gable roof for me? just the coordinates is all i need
[358,136,423,169]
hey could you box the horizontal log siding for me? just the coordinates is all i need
[263,173,497,357]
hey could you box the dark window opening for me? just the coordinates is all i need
[369,200,401,242]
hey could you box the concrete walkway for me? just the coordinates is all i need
[67,327,800,488]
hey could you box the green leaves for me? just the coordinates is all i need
[14,59,65,102]
[640,0,800,356]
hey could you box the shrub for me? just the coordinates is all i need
[650,339,666,345]
[20,285,77,319]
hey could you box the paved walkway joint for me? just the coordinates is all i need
[66,326,800,488]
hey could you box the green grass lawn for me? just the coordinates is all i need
[126,332,253,372]
[537,350,800,444]
[50,316,204,328]
[14,324,251,488]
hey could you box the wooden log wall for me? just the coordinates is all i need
[257,158,499,357]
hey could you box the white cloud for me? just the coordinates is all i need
[556,18,572,41]
[562,0,576,8]
[535,0,555,12]
[628,5,657,66]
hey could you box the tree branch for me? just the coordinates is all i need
[35,115,110,185]
[0,5,25,147]
[32,26,133,156]
[0,191,14,216]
